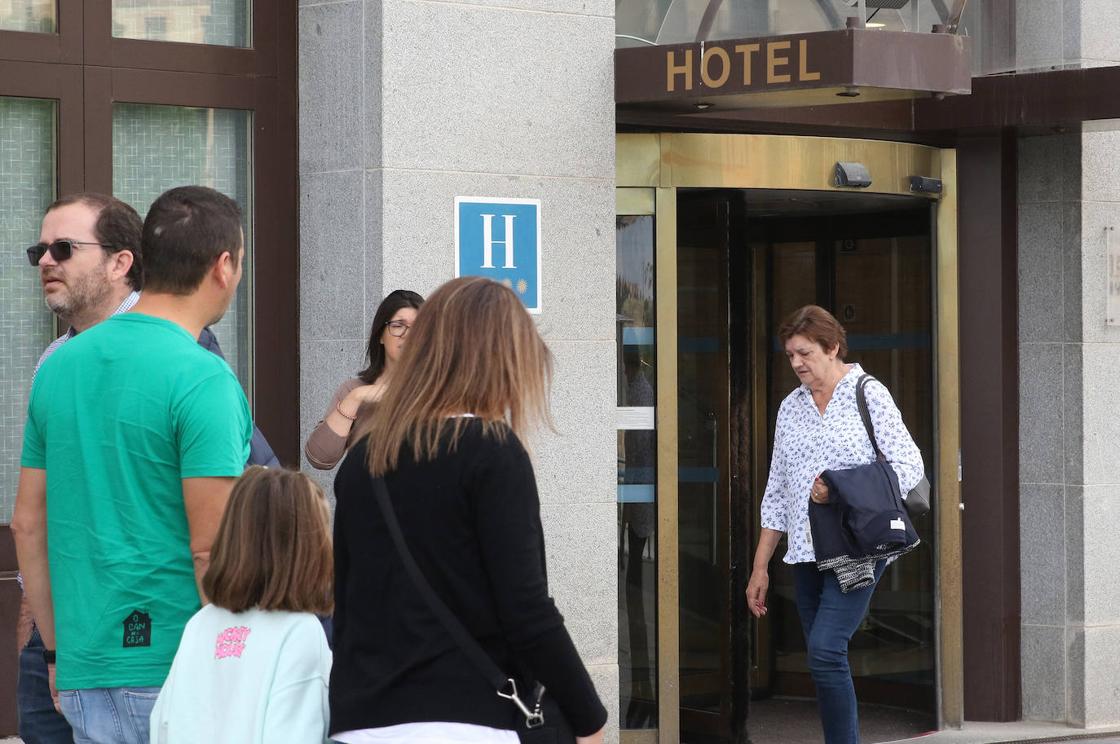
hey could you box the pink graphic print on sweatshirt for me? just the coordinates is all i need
[214,626,252,659]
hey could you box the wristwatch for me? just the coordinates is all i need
[42,648,56,664]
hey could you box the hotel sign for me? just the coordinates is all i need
[455,196,542,314]
[664,38,823,93]
[615,29,971,110]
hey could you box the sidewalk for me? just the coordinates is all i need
[883,721,1120,744]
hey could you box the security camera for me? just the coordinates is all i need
[835,162,872,188]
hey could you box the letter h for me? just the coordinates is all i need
[480,213,517,269]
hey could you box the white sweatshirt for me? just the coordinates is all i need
[150,605,331,744]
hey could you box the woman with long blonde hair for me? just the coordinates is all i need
[329,277,607,744]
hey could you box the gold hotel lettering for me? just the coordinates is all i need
[667,49,693,92]
[799,39,821,81]
[701,46,731,88]
[665,38,822,92]
[766,40,791,84]
[735,43,761,85]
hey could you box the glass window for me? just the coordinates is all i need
[112,102,254,399]
[112,0,251,47]
[0,97,57,522]
[616,214,657,729]
[0,0,56,33]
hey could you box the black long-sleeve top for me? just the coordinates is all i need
[329,420,608,737]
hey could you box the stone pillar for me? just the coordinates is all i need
[1067,128,1120,727]
[1017,0,1120,726]
[1018,130,1120,727]
[299,0,619,736]
[1017,131,1081,725]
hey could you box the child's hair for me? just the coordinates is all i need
[203,466,333,614]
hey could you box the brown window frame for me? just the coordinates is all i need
[0,0,299,464]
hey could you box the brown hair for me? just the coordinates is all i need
[47,192,143,290]
[141,185,243,295]
[203,467,333,614]
[357,276,553,476]
[777,305,848,359]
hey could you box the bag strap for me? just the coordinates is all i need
[370,475,544,725]
[855,373,885,461]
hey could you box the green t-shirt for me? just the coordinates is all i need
[21,313,252,690]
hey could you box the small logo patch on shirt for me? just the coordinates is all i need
[215,626,251,659]
[890,518,906,531]
[123,610,151,648]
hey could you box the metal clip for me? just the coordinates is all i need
[497,679,546,729]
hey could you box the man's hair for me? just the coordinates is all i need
[46,193,143,290]
[141,186,243,295]
[203,467,333,614]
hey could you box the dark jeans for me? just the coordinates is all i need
[793,560,887,744]
[19,626,75,744]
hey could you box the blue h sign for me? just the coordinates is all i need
[455,197,542,313]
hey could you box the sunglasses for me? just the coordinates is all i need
[27,239,114,267]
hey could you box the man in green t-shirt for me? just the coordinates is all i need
[13,186,252,744]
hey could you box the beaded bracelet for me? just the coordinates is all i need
[336,401,357,422]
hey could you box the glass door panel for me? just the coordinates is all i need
[0,96,57,522]
[617,213,659,731]
[112,0,251,46]
[754,207,937,718]
[677,192,734,742]
[0,0,56,33]
[111,102,255,400]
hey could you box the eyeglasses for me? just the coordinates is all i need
[27,239,114,267]
[385,320,411,338]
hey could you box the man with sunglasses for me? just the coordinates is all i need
[12,189,273,744]
[15,192,145,744]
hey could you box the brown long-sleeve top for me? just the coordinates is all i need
[304,377,364,469]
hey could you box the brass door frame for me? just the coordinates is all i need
[616,133,964,743]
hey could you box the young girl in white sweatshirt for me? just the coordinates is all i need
[151,466,334,744]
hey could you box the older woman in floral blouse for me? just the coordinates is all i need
[745,305,924,744]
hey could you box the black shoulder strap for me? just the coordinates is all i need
[855,374,885,461]
[370,475,509,693]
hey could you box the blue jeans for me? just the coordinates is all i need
[58,687,161,744]
[793,560,887,744]
[18,626,75,744]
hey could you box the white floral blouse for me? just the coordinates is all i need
[760,363,925,564]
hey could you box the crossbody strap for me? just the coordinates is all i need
[371,475,508,689]
[854,373,885,461]
[370,475,545,724]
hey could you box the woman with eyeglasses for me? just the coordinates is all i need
[305,289,424,470]
[329,277,607,744]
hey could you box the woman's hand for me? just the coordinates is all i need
[810,476,829,504]
[338,382,387,420]
[577,726,605,744]
[746,567,769,618]
[323,381,388,438]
